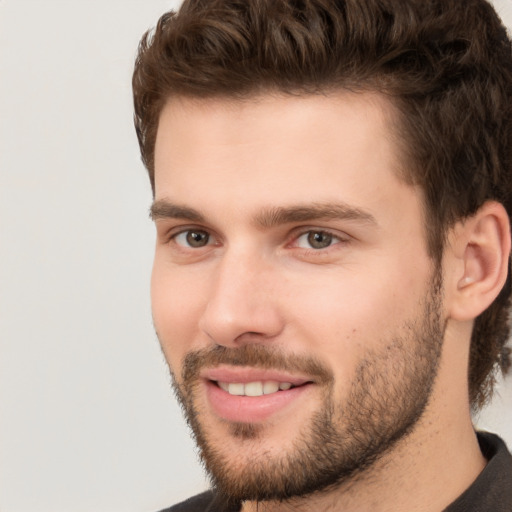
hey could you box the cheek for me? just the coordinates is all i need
[286,267,404,331]
[282,263,429,383]
[150,259,208,369]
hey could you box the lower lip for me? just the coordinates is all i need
[205,380,313,423]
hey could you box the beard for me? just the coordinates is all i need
[166,276,445,506]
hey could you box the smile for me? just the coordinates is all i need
[216,381,294,396]
[203,372,314,423]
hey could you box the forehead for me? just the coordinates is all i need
[153,92,412,219]
[155,92,397,156]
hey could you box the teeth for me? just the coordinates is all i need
[218,382,230,392]
[244,382,263,396]
[218,381,294,396]
[228,383,245,396]
[263,381,279,394]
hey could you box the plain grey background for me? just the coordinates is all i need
[0,1,511,511]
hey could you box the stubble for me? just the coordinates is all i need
[166,276,445,505]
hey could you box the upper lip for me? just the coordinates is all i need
[201,365,313,386]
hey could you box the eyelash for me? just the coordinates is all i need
[291,230,345,251]
[167,226,348,253]
[172,229,214,249]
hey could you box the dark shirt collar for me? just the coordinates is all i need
[444,431,512,511]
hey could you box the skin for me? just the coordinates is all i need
[150,92,508,511]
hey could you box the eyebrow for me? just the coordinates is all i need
[150,199,377,228]
[254,202,377,228]
[150,201,206,222]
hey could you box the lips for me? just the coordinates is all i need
[201,366,314,423]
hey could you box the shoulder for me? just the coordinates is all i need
[158,490,216,512]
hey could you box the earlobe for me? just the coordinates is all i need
[448,201,511,321]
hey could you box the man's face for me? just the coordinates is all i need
[151,93,445,501]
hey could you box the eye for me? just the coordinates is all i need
[295,230,339,250]
[174,229,211,248]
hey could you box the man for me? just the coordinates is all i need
[132,0,512,510]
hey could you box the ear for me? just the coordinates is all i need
[446,201,511,321]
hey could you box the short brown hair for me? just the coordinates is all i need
[132,0,512,408]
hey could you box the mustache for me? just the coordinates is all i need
[182,344,333,385]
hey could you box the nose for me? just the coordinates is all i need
[198,249,284,347]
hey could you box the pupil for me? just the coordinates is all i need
[186,231,208,247]
[308,231,332,249]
